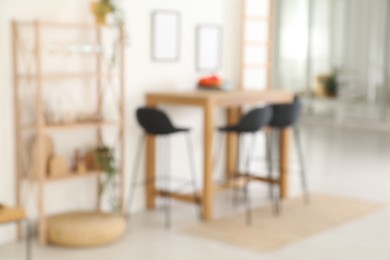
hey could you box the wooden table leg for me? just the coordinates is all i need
[226,108,240,185]
[146,134,156,209]
[145,99,157,209]
[202,102,215,220]
[279,128,292,199]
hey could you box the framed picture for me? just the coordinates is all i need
[151,11,181,62]
[196,25,223,71]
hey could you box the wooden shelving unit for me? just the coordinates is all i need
[12,20,126,245]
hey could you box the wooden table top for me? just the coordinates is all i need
[146,89,294,107]
[0,206,26,224]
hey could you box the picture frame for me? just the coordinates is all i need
[196,25,223,72]
[151,10,181,62]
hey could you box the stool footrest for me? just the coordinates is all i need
[156,189,202,204]
[235,174,280,185]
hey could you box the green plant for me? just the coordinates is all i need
[320,69,339,97]
[94,0,113,16]
[95,0,127,65]
[92,0,126,26]
[95,146,119,211]
[99,0,116,13]
[97,0,125,23]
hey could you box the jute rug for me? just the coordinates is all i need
[184,194,385,252]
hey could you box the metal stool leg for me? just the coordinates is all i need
[214,132,224,176]
[232,134,242,208]
[266,130,280,215]
[126,134,145,219]
[164,136,172,229]
[243,133,256,226]
[25,219,32,260]
[185,133,201,220]
[293,126,310,204]
[266,131,274,201]
[273,129,283,213]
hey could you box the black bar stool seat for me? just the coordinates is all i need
[137,108,190,135]
[218,107,273,134]
[269,96,302,129]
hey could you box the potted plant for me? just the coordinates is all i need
[95,146,119,212]
[91,0,116,25]
[318,69,340,98]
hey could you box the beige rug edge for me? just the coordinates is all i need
[184,194,386,253]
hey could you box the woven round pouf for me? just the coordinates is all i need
[47,211,126,247]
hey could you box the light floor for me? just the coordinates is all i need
[2,124,390,260]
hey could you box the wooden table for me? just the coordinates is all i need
[145,89,294,220]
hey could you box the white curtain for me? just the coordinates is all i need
[277,0,310,91]
[340,0,388,103]
[276,0,390,105]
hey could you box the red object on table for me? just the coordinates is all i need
[198,75,223,88]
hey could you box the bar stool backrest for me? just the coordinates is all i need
[136,107,176,135]
[270,96,302,128]
[237,106,273,133]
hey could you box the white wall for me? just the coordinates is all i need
[0,0,241,245]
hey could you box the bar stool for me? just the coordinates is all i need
[269,96,310,205]
[218,106,279,225]
[127,107,199,229]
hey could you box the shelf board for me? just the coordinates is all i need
[25,171,101,183]
[23,121,120,130]
[47,171,101,182]
[18,73,122,80]
[15,21,118,29]
[0,207,26,223]
[40,21,116,29]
